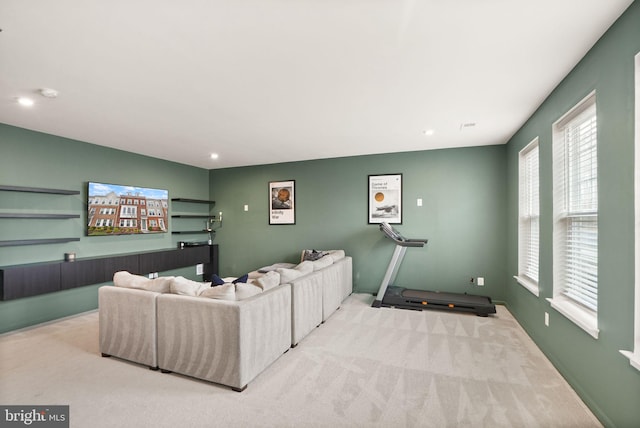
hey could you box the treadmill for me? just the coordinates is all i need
[372,222,496,317]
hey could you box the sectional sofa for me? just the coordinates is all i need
[98,251,352,391]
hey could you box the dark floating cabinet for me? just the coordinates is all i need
[0,184,81,247]
[0,263,62,300]
[0,245,218,301]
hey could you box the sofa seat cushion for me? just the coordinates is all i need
[113,271,174,293]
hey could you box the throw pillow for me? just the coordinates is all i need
[234,273,249,284]
[301,249,329,262]
[211,274,226,286]
[211,273,248,285]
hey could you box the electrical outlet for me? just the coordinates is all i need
[417,198,423,206]
[244,204,249,211]
[545,312,549,327]
[477,277,485,286]
[196,264,204,275]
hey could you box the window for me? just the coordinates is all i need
[621,52,640,371]
[549,91,599,339]
[515,138,540,296]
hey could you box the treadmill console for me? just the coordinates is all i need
[379,222,428,247]
[380,222,404,241]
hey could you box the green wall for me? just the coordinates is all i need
[0,124,209,332]
[504,2,640,427]
[209,145,507,299]
[2,2,639,425]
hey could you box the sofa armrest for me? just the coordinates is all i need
[156,284,291,391]
[98,285,160,368]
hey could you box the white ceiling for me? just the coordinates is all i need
[0,0,634,170]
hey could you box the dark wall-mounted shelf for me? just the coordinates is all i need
[0,184,81,247]
[171,198,215,204]
[0,238,81,247]
[171,197,216,236]
[0,213,80,219]
[0,185,80,195]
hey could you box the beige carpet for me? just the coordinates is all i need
[0,293,601,428]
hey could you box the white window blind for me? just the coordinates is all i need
[552,92,598,320]
[621,52,640,371]
[517,138,540,294]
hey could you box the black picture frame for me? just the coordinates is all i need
[368,174,402,224]
[269,180,295,225]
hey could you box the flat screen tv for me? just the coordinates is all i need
[87,182,169,236]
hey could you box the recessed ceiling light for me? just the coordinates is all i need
[210,153,219,160]
[40,88,59,98]
[424,129,435,136]
[17,97,34,107]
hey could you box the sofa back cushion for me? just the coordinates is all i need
[311,256,333,271]
[170,276,211,296]
[113,271,174,293]
[200,283,236,300]
[252,271,281,291]
[277,261,313,283]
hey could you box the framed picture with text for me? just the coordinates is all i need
[269,180,295,225]
[368,174,402,224]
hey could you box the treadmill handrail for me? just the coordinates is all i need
[379,222,428,247]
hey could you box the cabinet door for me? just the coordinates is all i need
[1,264,61,300]
[138,246,211,273]
[105,255,140,277]
[60,259,107,290]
